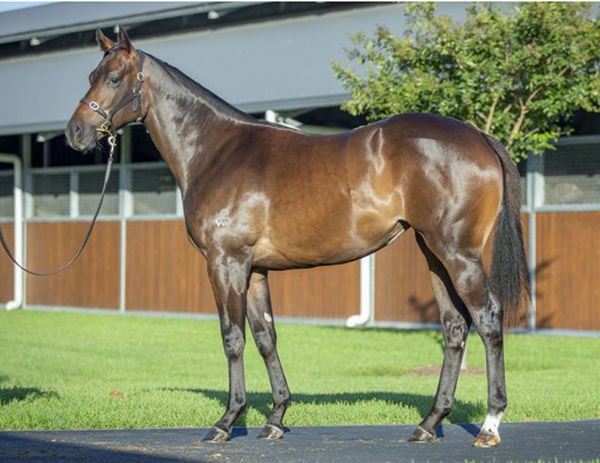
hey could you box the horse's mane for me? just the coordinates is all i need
[145,52,256,122]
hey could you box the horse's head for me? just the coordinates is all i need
[66,27,144,152]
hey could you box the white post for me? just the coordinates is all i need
[346,254,375,327]
[527,154,543,331]
[0,153,23,310]
[119,128,132,313]
[70,171,79,218]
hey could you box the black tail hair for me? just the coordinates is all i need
[484,134,530,312]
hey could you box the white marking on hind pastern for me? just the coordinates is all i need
[481,411,504,436]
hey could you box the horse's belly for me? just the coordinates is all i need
[253,215,407,270]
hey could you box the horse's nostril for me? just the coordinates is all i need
[66,121,85,149]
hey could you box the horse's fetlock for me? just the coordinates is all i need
[228,395,247,415]
[431,402,453,420]
[274,389,291,407]
[492,392,507,410]
[235,400,247,412]
[441,405,453,418]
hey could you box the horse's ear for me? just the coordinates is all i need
[117,26,132,54]
[96,28,114,53]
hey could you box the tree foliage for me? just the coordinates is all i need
[332,3,600,161]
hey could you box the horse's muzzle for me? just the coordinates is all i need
[66,120,97,152]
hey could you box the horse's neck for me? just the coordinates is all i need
[142,55,255,194]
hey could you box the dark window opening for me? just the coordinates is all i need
[131,125,161,163]
[293,107,367,130]
[0,135,20,170]
[30,134,116,168]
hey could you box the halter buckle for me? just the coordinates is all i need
[137,72,144,83]
[89,101,100,112]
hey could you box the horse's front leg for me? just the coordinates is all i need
[203,250,252,443]
[246,270,291,439]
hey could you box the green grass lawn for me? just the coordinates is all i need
[0,309,599,430]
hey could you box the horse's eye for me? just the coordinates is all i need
[107,76,121,87]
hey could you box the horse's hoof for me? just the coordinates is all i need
[259,424,284,440]
[203,426,230,443]
[473,430,500,448]
[409,425,437,443]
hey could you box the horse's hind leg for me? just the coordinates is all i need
[409,234,471,443]
[246,270,291,439]
[419,234,507,448]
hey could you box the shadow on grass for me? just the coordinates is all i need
[161,388,486,430]
[0,386,59,406]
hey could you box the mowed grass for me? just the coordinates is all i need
[0,309,599,430]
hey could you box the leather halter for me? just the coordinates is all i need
[80,48,145,137]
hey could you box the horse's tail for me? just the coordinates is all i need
[484,134,530,312]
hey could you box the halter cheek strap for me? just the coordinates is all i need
[80,50,145,136]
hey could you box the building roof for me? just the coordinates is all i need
[0,2,225,44]
[0,2,369,56]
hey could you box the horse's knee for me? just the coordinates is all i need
[442,316,469,351]
[222,324,245,359]
[253,329,276,358]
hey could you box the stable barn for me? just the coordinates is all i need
[0,2,599,334]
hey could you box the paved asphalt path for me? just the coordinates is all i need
[1,420,599,463]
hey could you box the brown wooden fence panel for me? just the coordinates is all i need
[374,229,436,323]
[535,211,600,330]
[125,220,215,313]
[269,263,359,319]
[0,223,14,303]
[21,211,600,333]
[26,221,120,308]
[375,215,530,327]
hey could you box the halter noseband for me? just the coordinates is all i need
[80,49,145,138]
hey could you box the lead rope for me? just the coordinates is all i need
[0,135,117,276]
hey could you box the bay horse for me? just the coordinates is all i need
[66,28,529,447]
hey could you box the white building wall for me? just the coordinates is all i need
[0,3,470,135]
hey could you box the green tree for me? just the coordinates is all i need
[332,2,600,161]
